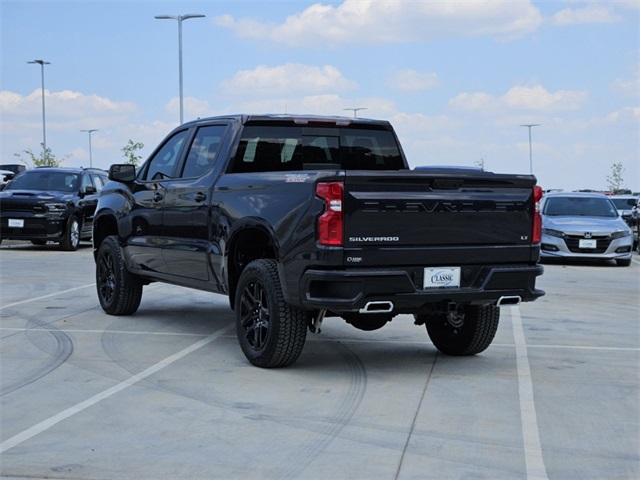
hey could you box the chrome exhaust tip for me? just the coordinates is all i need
[496,295,522,307]
[359,301,394,314]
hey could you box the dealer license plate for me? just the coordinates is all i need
[8,219,24,228]
[579,239,597,249]
[424,267,461,289]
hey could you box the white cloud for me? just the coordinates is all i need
[503,85,587,111]
[448,92,499,111]
[0,89,137,121]
[602,106,640,125]
[388,70,440,92]
[221,64,357,97]
[213,1,543,46]
[449,84,587,113]
[165,97,212,121]
[551,6,623,26]
[612,66,640,100]
[217,94,396,119]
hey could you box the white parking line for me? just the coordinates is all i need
[0,284,94,309]
[0,322,235,454]
[511,306,549,480]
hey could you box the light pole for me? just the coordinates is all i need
[520,124,540,174]
[155,13,206,124]
[28,59,51,159]
[344,107,367,118]
[81,129,99,168]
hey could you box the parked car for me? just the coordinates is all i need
[540,192,633,266]
[610,194,639,249]
[0,167,108,250]
[610,194,639,225]
[0,170,15,190]
[0,164,27,175]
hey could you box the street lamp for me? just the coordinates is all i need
[81,129,99,168]
[344,107,367,118]
[520,124,540,174]
[155,13,206,124]
[28,59,51,159]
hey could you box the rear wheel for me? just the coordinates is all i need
[418,304,500,356]
[60,216,80,251]
[96,235,142,315]
[235,259,307,368]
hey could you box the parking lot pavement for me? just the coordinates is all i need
[1,241,639,479]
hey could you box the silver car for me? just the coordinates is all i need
[540,192,633,266]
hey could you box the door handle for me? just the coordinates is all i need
[153,192,164,202]
[193,192,207,202]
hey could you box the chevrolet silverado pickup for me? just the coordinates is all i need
[93,114,544,367]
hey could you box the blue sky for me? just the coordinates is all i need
[1,0,638,192]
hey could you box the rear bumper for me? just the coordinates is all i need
[299,263,545,314]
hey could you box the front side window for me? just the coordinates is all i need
[81,174,93,191]
[140,130,188,181]
[90,174,106,192]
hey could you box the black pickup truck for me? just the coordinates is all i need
[93,114,544,367]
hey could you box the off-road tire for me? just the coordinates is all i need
[96,235,143,315]
[60,216,80,251]
[235,259,308,368]
[420,304,500,356]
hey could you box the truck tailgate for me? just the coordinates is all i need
[342,170,539,265]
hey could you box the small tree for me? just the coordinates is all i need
[13,143,67,167]
[606,162,626,193]
[122,140,144,167]
[474,158,486,170]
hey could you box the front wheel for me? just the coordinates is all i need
[616,258,631,267]
[60,216,80,251]
[96,235,143,315]
[417,304,500,356]
[235,259,308,368]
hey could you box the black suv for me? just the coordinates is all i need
[0,167,108,250]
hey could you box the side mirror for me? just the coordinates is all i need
[83,185,97,196]
[109,164,136,182]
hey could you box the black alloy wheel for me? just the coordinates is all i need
[96,235,142,315]
[235,259,307,368]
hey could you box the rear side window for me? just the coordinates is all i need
[229,125,403,173]
[180,125,227,178]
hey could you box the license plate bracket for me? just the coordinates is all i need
[423,267,461,289]
[579,239,597,249]
[8,219,24,228]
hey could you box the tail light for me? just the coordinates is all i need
[316,182,343,246]
[532,185,543,243]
